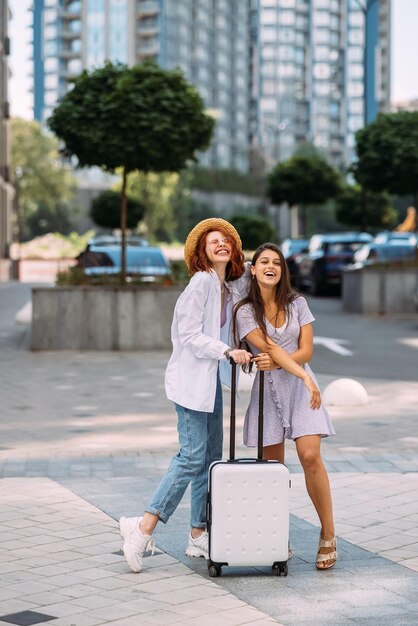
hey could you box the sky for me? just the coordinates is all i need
[7,0,418,120]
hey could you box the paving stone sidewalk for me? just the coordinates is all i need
[1,282,418,625]
[0,478,279,626]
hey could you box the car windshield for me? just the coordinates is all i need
[281,239,308,256]
[326,242,365,254]
[89,247,168,268]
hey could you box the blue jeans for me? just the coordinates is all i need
[146,373,223,528]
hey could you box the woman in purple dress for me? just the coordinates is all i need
[234,243,337,570]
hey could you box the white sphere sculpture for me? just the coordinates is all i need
[323,378,368,406]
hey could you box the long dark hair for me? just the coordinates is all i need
[232,243,298,347]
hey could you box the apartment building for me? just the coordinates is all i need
[33,0,391,173]
[33,0,251,172]
[252,0,391,168]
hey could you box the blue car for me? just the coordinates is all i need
[77,244,172,283]
[348,242,417,269]
[296,232,373,295]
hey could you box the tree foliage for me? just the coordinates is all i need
[189,166,265,197]
[90,190,145,230]
[48,61,214,174]
[124,171,184,242]
[48,61,215,280]
[11,118,77,241]
[267,154,341,235]
[335,185,397,231]
[267,155,341,207]
[354,111,418,204]
[230,213,275,250]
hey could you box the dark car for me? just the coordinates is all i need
[77,244,172,283]
[347,242,417,270]
[280,238,309,287]
[296,232,373,295]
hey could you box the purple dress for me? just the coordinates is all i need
[237,296,335,447]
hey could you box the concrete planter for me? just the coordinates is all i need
[31,285,182,350]
[342,268,418,314]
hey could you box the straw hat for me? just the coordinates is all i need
[184,218,242,271]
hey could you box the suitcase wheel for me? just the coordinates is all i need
[208,564,222,577]
[272,563,288,577]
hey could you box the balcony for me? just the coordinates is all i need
[137,1,159,17]
[61,28,81,40]
[60,69,81,81]
[136,40,159,56]
[60,9,81,21]
[59,48,81,60]
[137,24,159,36]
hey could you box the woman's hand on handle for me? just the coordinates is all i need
[252,353,278,371]
[303,374,321,410]
[229,349,253,365]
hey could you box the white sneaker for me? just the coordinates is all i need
[185,530,208,559]
[119,516,155,573]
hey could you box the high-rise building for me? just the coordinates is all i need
[0,0,14,280]
[252,0,391,169]
[33,0,251,172]
[33,0,391,175]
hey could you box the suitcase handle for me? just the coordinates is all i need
[229,359,264,461]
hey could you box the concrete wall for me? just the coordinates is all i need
[31,286,182,350]
[342,269,418,314]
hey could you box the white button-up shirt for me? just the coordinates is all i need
[165,268,249,412]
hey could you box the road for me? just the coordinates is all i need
[3,282,418,383]
[307,294,418,382]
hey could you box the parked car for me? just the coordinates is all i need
[280,238,309,287]
[77,243,172,282]
[87,234,149,247]
[296,232,373,295]
[347,242,417,270]
[374,231,417,246]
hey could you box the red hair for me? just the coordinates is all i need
[188,229,245,280]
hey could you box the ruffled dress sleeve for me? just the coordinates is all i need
[236,303,259,341]
[295,296,315,326]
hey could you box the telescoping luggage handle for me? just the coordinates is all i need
[229,359,264,461]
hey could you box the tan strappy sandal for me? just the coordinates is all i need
[316,533,337,570]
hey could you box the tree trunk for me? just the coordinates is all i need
[120,168,128,284]
[300,205,307,237]
[142,174,152,238]
[361,187,368,231]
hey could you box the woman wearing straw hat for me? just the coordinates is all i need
[119,218,254,573]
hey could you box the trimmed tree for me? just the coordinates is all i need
[90,190,145,230]
[267,154,341,236]
[48,61,214,281]
[354,111,418,213]
[230,214,275,250]
[335,185,397,231]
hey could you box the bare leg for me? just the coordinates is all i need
[263,441,285,463]
[295,435,336,568]
[139,513,205,541]
[139,512,159,535]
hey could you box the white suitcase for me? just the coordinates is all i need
[207,362,290,577]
